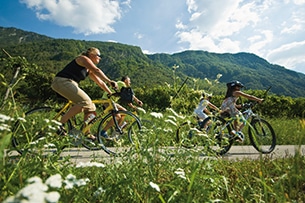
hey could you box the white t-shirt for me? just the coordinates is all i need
[194,99,210,120]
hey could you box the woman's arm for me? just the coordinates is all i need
[234,91,263,103]
[89,73,112,95]
[76,55,117,88]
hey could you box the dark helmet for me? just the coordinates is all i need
[227,80,244,88]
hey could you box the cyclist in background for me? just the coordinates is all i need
[99,75,143,139]
[119,75,143,110]
[221,80,263,142]
[194,92,219,129]
[102,75,143,109]
[51,47,117,140]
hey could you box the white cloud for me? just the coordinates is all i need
[248,30,273,54]
[175,0,305,74]
[177,0,263,52]
[20,0,126,35]
[267,40,305,72]
[134,32,143,39]
[293,0,305,5]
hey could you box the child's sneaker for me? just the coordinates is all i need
[120,121,127,129]
[231,130,244,142]
[236,131,245,143]
[99,131,114,141]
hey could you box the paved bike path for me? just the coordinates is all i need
[6,145,305,164]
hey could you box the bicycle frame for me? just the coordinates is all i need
[52,96,121,134]
[217,105,256,135]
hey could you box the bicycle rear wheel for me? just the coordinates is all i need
[205,116,234,155]
[11,107,71,155]
[176,121,207,149]
[248,118,276,154]
[97,110,141,155]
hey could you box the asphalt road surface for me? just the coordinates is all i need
[6,145,305,164]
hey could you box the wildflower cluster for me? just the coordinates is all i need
[3,173,94,203]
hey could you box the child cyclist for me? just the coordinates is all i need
[99,75,143,139]
[194,92,219,129]
[221,80,263,142]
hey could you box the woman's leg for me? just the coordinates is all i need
[61,105,83,123]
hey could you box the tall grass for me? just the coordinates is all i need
[1,68,305,202]
[1,106,305,202]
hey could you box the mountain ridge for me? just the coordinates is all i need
[0,26,304,97]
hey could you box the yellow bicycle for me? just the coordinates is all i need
[12,95,142,155]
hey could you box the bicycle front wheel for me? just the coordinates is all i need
[248,118,276,154]
[128,119,156,151]
[12,107,71,155]
[97,110,141,155]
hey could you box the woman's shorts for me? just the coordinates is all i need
[51,77,96,112]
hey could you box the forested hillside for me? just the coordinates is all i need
[0,26,304,98]
[148,51,305,97]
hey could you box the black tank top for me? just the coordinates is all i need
[56,59,89,83]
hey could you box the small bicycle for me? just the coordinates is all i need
[176,101,276,155]
[206,101,276,155]
[12,95,142,156]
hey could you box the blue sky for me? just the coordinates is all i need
[1,0,305,74]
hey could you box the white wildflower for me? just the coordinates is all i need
[51,119,62,126]
[167,115,176,121]
[136,107,146,114]
[163,128,173,133]
[17,117,26,122]
[0,123,11,131]
[149,181,160,192]
[63,174,90,189]
[166,108,185,119]
[150,112,163,119]
[75,178,90,187]
[7,176,49,203]
[204,78,212,85]
[44,118,50,123]
[45,191,60,203]
[93,187,106,197]
[0,113,13,122]
[193,78,198,83]
[63,174,76,189]
[46,174,62,189]
[164,119,177,127]
[76,162,105,168]
[174,168,186,180]
[164,82,171,88]
[27,176,44,184]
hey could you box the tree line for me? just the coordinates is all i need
[0,56,304,119]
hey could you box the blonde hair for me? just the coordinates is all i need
[81,47,100,57]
